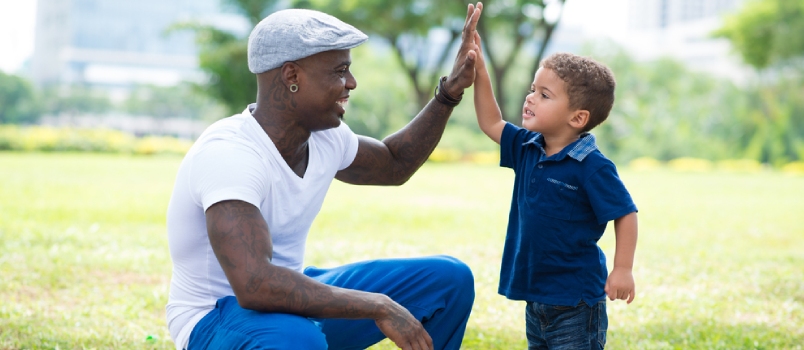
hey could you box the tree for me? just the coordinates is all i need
[476,0,565,122]
[179,0,564,124]
[172,0,282,115]
[297,0,565,121]
[714,0,804,70]
[123,83,227,121]
[0,71,39,124]
[582,40,804,165]
[294,0,465,109]
[40,85,112,117]
[714,0,804,164]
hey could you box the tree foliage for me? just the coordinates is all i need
[586,41,804,165]
[171,0,282,115]
[715,0,804,70]
[476,0,565,121]
[296,0,564,121]
[0,71,39,124]
[294,0,468,109]
[123,83,227,121]
[40,85,112,117]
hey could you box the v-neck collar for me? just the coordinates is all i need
[243,107,314,181]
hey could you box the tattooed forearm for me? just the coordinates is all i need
[338,99,454,185]
[205,200,389,320]
[207,200,273,292]
[385,99,453,171]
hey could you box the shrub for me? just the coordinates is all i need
[668,157,714,172]
[428,148,463,163]
[716,159,763,173]
[0,125,191,155]
[781,161,804,176]
[628,157,663,171]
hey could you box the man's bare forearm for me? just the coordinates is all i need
[380,99,455,183]
[335,98,456,186]
[206,200,389,319]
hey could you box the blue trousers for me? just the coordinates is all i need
[188,255,475,350]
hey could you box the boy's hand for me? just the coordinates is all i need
[604,267,635,304]
[473,32,488,76]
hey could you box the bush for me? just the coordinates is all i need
[781,161,804,176]
[716,159,764,173]
[0,125,191,155]
[668,157,714,172]
[628,157,664,171]
[428,148,463,163]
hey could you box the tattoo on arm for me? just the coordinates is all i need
[205,201,385,318]
[206,200,273,293]
[338,100,454,185]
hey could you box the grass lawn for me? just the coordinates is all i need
[1,152,802,349]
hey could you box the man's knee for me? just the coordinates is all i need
[430,255,475,299]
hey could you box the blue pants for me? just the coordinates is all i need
[525,300,607,350]
[188,255,475,350]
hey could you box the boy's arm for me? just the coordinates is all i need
[473,32,505,144]
[605,211,638,304]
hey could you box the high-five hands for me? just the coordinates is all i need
[444,3,484,98]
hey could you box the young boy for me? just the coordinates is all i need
[473,36,638,349]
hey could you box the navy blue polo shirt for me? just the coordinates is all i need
[498,122,637,307]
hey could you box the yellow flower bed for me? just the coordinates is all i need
[0,125,191,155]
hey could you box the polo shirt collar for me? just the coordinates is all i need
[522,132,598,161]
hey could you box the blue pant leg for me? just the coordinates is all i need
[188,296,328,350]
[304,255,475,350]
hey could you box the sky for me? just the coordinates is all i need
[0,0,628,74]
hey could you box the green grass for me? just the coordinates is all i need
[1,152,802,349]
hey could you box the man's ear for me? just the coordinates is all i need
[570,110,590,130]
[280,62,301,86]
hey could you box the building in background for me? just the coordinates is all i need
[31,0,250,138]
[625,0,750,82]
[32,0,246,91]
[629,0,743,30]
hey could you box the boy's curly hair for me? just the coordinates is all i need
[541,52,615,132]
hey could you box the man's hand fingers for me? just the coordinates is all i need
[461,4,474,40]
[469,3,483,31]
[416,335,430,350]
[423,328,434,350]
[462,3,483,40]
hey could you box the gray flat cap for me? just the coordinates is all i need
[247,9,369,74]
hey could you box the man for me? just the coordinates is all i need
[166,4,483,350]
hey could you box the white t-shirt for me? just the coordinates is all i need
[165,105,359,350]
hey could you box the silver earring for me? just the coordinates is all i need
[289,84,298,93]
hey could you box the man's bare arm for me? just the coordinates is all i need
[336,3,483,186]
[335,101,455,185]
[205,200,433,348]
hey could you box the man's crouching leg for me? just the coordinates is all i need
[305,255,476,350]
[188,295,328,350]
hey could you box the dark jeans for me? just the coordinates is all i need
[525,300,607,350]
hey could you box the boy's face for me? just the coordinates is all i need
[521,67,576,135]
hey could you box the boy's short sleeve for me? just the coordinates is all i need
[188,141,268,212]
[500,122,531,169]
[585,162,638,224]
